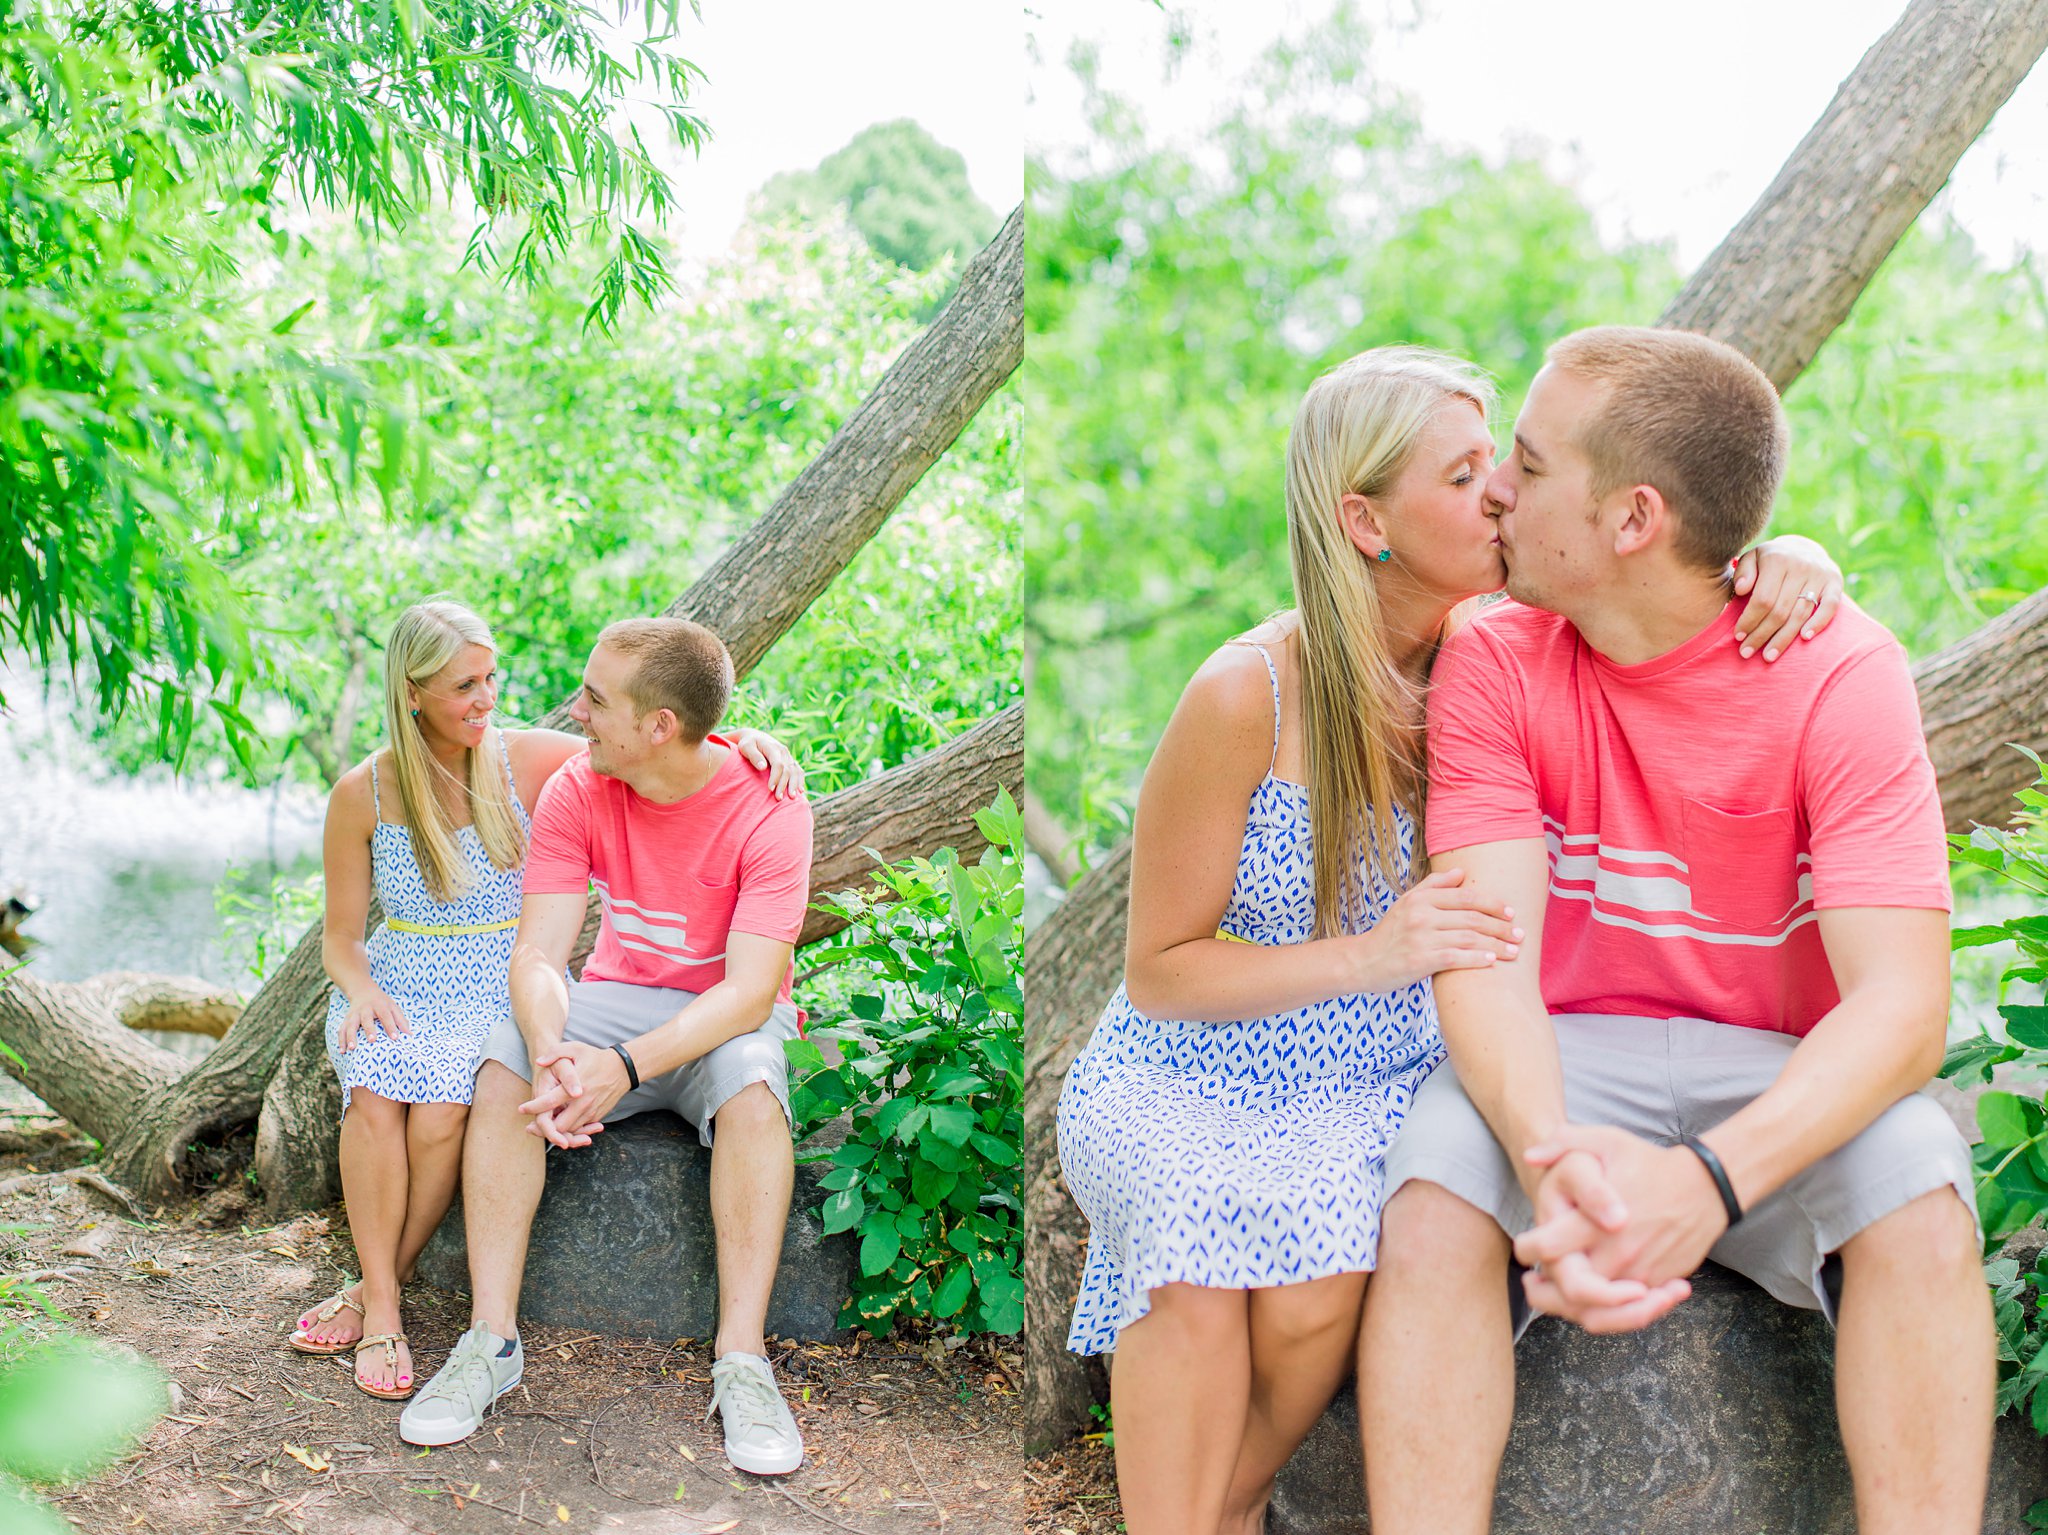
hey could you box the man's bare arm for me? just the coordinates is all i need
[1698,906,1949,1211]
[507,891,587,1057]
[1429,836,1566,1195]
[528,931,795,1147]
[625,930,792,1078]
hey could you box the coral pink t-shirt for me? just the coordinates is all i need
[523,741,814,1007]
[1426,599,1950,1037]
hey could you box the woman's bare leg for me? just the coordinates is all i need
[337,1090,412,1392]
[1218,1272,1370,1535]
[393,1102,468,1281]
[1110,1283,1253,1535]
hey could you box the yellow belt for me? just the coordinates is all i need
[385,917,519,936]
[1217,928,1257,944]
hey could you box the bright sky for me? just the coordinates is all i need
[634,0,1024,262]
[1029,0,2048,273]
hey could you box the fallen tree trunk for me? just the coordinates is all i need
[0,971,190,1139]
[1914,586,2048,832]
[0,209,1026,1209]
[95,974,242,1038]
[251,702,1026,1213]
[1020,0,2048,1444]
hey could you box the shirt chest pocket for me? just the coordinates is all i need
[1682,800,1801,930]
[682,875,740,960]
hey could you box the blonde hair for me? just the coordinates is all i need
[1547,326,1787,569]
[381,599,526,904]
[1285,346,1497,935]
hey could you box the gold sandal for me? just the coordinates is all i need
[354,1332,415,1401]
[288,1289,364,1356]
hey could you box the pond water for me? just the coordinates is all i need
[0,672,325,1108]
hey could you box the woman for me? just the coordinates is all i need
[1054,348,1842,1534]
[288,599,802,1398]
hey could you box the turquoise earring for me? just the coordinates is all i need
[1375,549,1393,563]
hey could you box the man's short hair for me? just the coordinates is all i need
[1547,326,1789,570]
[596,618,733,741]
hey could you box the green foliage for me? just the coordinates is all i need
[1938,751,2048,1234]
[786,790,1026,1338]
[1,0,703,751]
[1988,1253,2048,1441]
[1772,227,2048,656]
[758,119,998,274]
[215,866,325,984]
[0,1270,168,1527]
[77,216,1020,799]
[1935,753,2048,1434]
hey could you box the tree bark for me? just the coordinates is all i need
[0,971,189,1140]
[1021,0,2048,1441]
[1658,0,2048,390]
[1021,839,1129,1452]
[249,703,1027,1214]
[90,973,243,1038]
[1913,587,2048,831]
[21,210,1026,1208]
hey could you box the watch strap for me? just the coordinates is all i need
[609,1042,641,1092]
[1679,1134,1743,1228]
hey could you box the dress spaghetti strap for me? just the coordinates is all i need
[369,756,384,823]
[498,730,518,800]
[1239,641,1281,777]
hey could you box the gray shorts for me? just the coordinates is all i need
[477,978,801,1148]
[1384,1012,1977,1332]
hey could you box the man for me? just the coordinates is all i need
[399,618,814,1476]
[1357,327,1993,1533]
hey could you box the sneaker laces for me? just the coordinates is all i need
[424,1334,500,1409]
[707,1362,787,1435]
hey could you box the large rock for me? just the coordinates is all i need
[417,1111,853,1340]
[1272,1262,2048,1534]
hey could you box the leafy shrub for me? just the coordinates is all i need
[786,790,1025,1338]
[215,867,326,985]
[1936,750,2048,1431]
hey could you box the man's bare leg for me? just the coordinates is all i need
[1111,1283,1253,1535]
[464,1061,547,1338]
[1835,1188,1993,1535]
[1217,1271,1370,1535]
[1357,1182,1515,1535]
[709,1082,794,1358]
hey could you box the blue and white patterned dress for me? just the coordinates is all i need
[323,740,531,1111]
[1056,643,1446,1354]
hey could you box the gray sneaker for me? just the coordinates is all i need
[398,1324,523,1446]
[707,1352,803,1475]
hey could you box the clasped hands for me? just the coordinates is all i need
[1513,1125,1733,1334]
[517,1041,631,1149]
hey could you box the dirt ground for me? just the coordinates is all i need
[0,1118,1104,1535]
